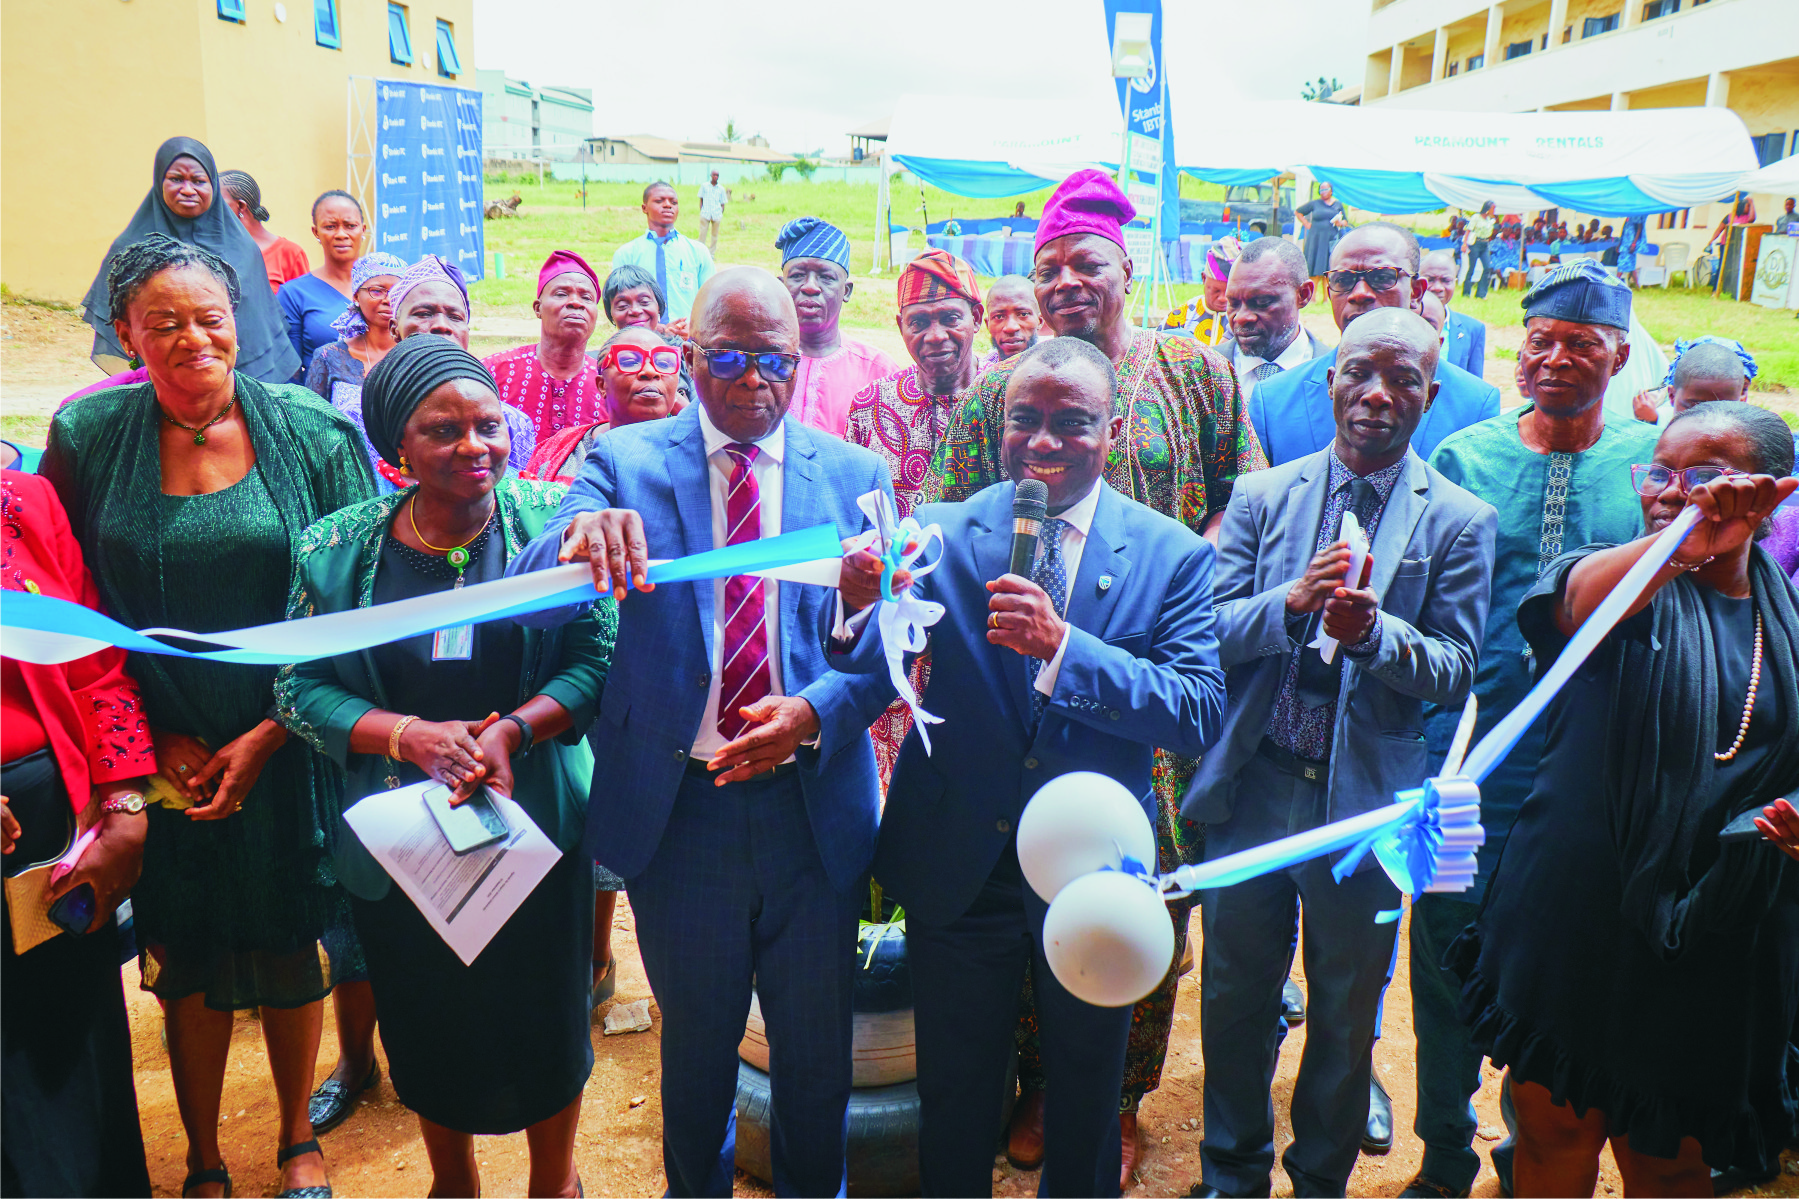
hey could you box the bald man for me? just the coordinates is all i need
[1184,309,1496,1199]
[980,274,1042,368]
[511,267,900,1197]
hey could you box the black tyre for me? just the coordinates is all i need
[734,1061,921,1197]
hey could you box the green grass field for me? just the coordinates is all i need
[475,175,1799,401]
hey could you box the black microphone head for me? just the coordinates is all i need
[1013,478,1049,522]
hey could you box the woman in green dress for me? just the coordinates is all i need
[41,233,375,1199]
[274,334,615,1199]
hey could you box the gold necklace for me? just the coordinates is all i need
[163,393,237,445]
[1715,609,1762,763]
[407,495,494,585]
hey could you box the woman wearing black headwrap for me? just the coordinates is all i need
[80,137,299,383]
[275,333,617,1198]
[1449,402,1799,1197]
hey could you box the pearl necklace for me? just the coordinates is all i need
[1715,609,1762,763]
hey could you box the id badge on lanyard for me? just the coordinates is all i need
[432,624,474,660]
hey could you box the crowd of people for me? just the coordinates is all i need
[3,135,1798,1199]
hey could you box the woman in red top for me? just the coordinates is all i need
[522,325,686,483]
[2,468,156,1197]
[221,171,310,292]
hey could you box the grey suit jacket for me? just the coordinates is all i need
[1216,328,1331,373]
[1183,446,1497,828]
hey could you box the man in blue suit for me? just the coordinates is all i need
[830,336,1227,1197]
[1183,309,1496,1199]
[510,268,897,1197]
[1249,224,1499,467]
[1422,249,1487,379]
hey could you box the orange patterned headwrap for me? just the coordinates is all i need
[896,249,984,324]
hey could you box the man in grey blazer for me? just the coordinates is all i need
[1182,309,1497,1199]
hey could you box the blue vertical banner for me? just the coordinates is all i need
[375,79,485,280]
[1101,0,1179,266]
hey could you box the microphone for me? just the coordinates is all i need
[1008,479,1049,577]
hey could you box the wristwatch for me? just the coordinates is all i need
[99,792,148,816]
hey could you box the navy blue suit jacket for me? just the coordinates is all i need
[1247,347,1500,467]
[830,481,1227,927]
[1444,309,1486,378]
[509,406,898,891]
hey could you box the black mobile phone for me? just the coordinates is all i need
[48,883,96,936]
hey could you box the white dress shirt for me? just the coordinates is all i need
[1232,330,1314,403]
[1032,476,1102,696]
[692,404,788,760]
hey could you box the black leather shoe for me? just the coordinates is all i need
[1362,1073,1393,1155]
[1186,1183,1271,1198]
[1399,1174,1471,1199]
[307,1062,379,1135]
[1281,978,1306,1025]
[1711,1164,1780,1196]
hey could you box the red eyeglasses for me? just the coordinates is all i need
[599,344,682,376]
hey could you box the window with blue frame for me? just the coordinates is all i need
[388,3,412,64]
[1642,0,1679,20]
[1583,13,1619,35]
[435,19,462,77]
[1504,39,1532,59]
[1752,131,1788,167]
[1466,53,1484,70]
[314,0,339,48]
[218,0,245,23]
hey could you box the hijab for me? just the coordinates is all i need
[80,137,299,384]
[360,333,497,468]
[330,251,408,339]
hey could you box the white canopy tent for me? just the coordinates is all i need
[883,80,1124,197]
[1168,97,1761,216]
[1737,152,1799,197]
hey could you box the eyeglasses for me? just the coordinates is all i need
[599,344,681,376]
[689,344,800,382]
[1326,268,1410,296]
[1628,464,1742,497]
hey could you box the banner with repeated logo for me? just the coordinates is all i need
[375,79,485,281]
[1100,0,1179,263]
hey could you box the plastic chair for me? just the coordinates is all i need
[1659,243,1690,288]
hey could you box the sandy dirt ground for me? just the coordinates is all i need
[121,893,1798,1198]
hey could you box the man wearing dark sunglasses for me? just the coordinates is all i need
[508,266,898,1199]
[1249,223,1499,470]
[1398,258,1658,1199]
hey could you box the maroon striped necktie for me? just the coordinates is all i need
[717,443,771,740]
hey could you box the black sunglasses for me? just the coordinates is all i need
[1326,267,1410,296]
[689,344,800,382]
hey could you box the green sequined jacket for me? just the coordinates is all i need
[274,476,618,900]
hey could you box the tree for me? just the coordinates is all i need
[1302,76,1344,102]
[791,156,818,180]
[719,117,741,144]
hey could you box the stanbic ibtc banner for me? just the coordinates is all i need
[1101,0,1179,251]
[376,79,485,280]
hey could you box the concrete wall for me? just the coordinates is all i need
[2,0,474,303]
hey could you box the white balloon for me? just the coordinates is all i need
[1016,771,1155,903]
[1041,870,1174,1008]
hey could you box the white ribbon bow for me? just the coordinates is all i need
[856,490,947,754]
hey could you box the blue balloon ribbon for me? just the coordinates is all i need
[1,522,844,667]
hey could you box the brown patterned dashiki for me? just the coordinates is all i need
[843,364,971,791]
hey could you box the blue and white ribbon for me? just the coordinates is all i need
[1,523,846,667]
[856,490,946,753]
[1161,503,1705,902]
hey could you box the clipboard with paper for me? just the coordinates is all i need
[1308,508,1371,664]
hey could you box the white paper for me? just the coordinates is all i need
[1309,509,1370,665]
[343,782,562,966]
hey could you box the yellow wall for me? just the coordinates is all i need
[2,0,475,303]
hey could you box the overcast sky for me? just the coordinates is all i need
[471,0,1368,155]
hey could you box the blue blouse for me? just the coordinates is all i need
[277,273,351,382]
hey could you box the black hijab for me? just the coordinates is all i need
[360,333,499,468]
[80,137,300,384]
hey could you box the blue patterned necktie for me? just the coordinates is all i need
[651,230,676,305]
[1028,518,1071,723]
